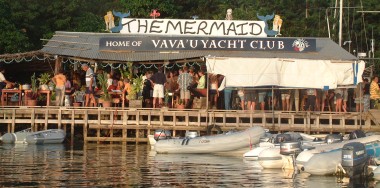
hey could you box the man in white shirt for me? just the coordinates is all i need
[0,67,14,96]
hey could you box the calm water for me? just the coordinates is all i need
[0,143,378,187]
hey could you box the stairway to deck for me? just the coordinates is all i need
[368,110,380,126]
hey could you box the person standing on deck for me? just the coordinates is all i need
[354,81,364,112]
[370,76,380,109]
[177,67,192,108]
[52,70,66,106]
[281,89,291,111]
[151,67,166,108]
[334,88,344,112]
[342,88,349,112]
[81,64,97,107]
[305,88,317,111]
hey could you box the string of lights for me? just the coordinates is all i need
[0,55,55,64]
[1,55,202,70]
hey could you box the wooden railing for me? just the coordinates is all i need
[0,106,379,143]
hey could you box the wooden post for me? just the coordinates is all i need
[44,109,48,130]
[11,109,15,133]
[83,110,88,143]
[54,56,62,74]
[122,111,127,142]
[198,112,201,127]
[58,109,62,129]
[97,109,101,144]
[329,114,333,133]
[135,128,139,143]
[31,108,35,131]
[110,110,114,144]
[71,110,75,144]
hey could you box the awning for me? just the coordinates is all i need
[206,57,364,89]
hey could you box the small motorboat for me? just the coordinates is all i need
[0,129,66,144]
[301,141,380,176]
[296,132,380,170]
[244,132,321,159]
[256,133,342,169]
[154,126,265,154]
[25,129,66,144]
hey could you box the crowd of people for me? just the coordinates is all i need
[1,64,380,112]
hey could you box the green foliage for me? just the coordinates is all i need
[120,0,180,18]
[1,0,380,72]
[38,73,51,85]
[97,72,111,101]
[127,75,143,100]
[119,62,134,80]
[30,73,38,99]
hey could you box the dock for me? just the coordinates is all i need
[1,106,380,143]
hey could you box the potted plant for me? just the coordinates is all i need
[38,73,51,90]
[127,75,143,108]
[97,72,112,107]
[26,73,38,106]
[73,87,85,107]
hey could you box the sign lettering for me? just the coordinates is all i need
[118,18,266,37]
[99,37,316,52]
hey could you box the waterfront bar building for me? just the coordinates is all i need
[0,16,377,143]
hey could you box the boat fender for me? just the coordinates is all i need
[206,124,222,135]
[1,133,16,144]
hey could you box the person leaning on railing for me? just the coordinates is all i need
[0,67,15,97]
[370,76,380,109]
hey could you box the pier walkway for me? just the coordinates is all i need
[1,106,380,143]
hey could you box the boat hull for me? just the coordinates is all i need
[296,135,380,169]
[25,129,66,144]
[155,126,265,154]
[302,142,380,175]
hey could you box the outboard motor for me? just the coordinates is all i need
[349,130,366,140]
[280,142,302,156]
[154,129,171,140]
[341,142,368,178]
[325,134,343,144]
[280,141,302,171]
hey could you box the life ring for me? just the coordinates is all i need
[206,124,222,135]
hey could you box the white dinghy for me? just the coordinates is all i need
[154,126,265,154]
[296,133,380,170]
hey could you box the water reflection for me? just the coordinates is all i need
[0,143,378,187]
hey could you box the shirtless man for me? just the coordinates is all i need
[52,71,66,106]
